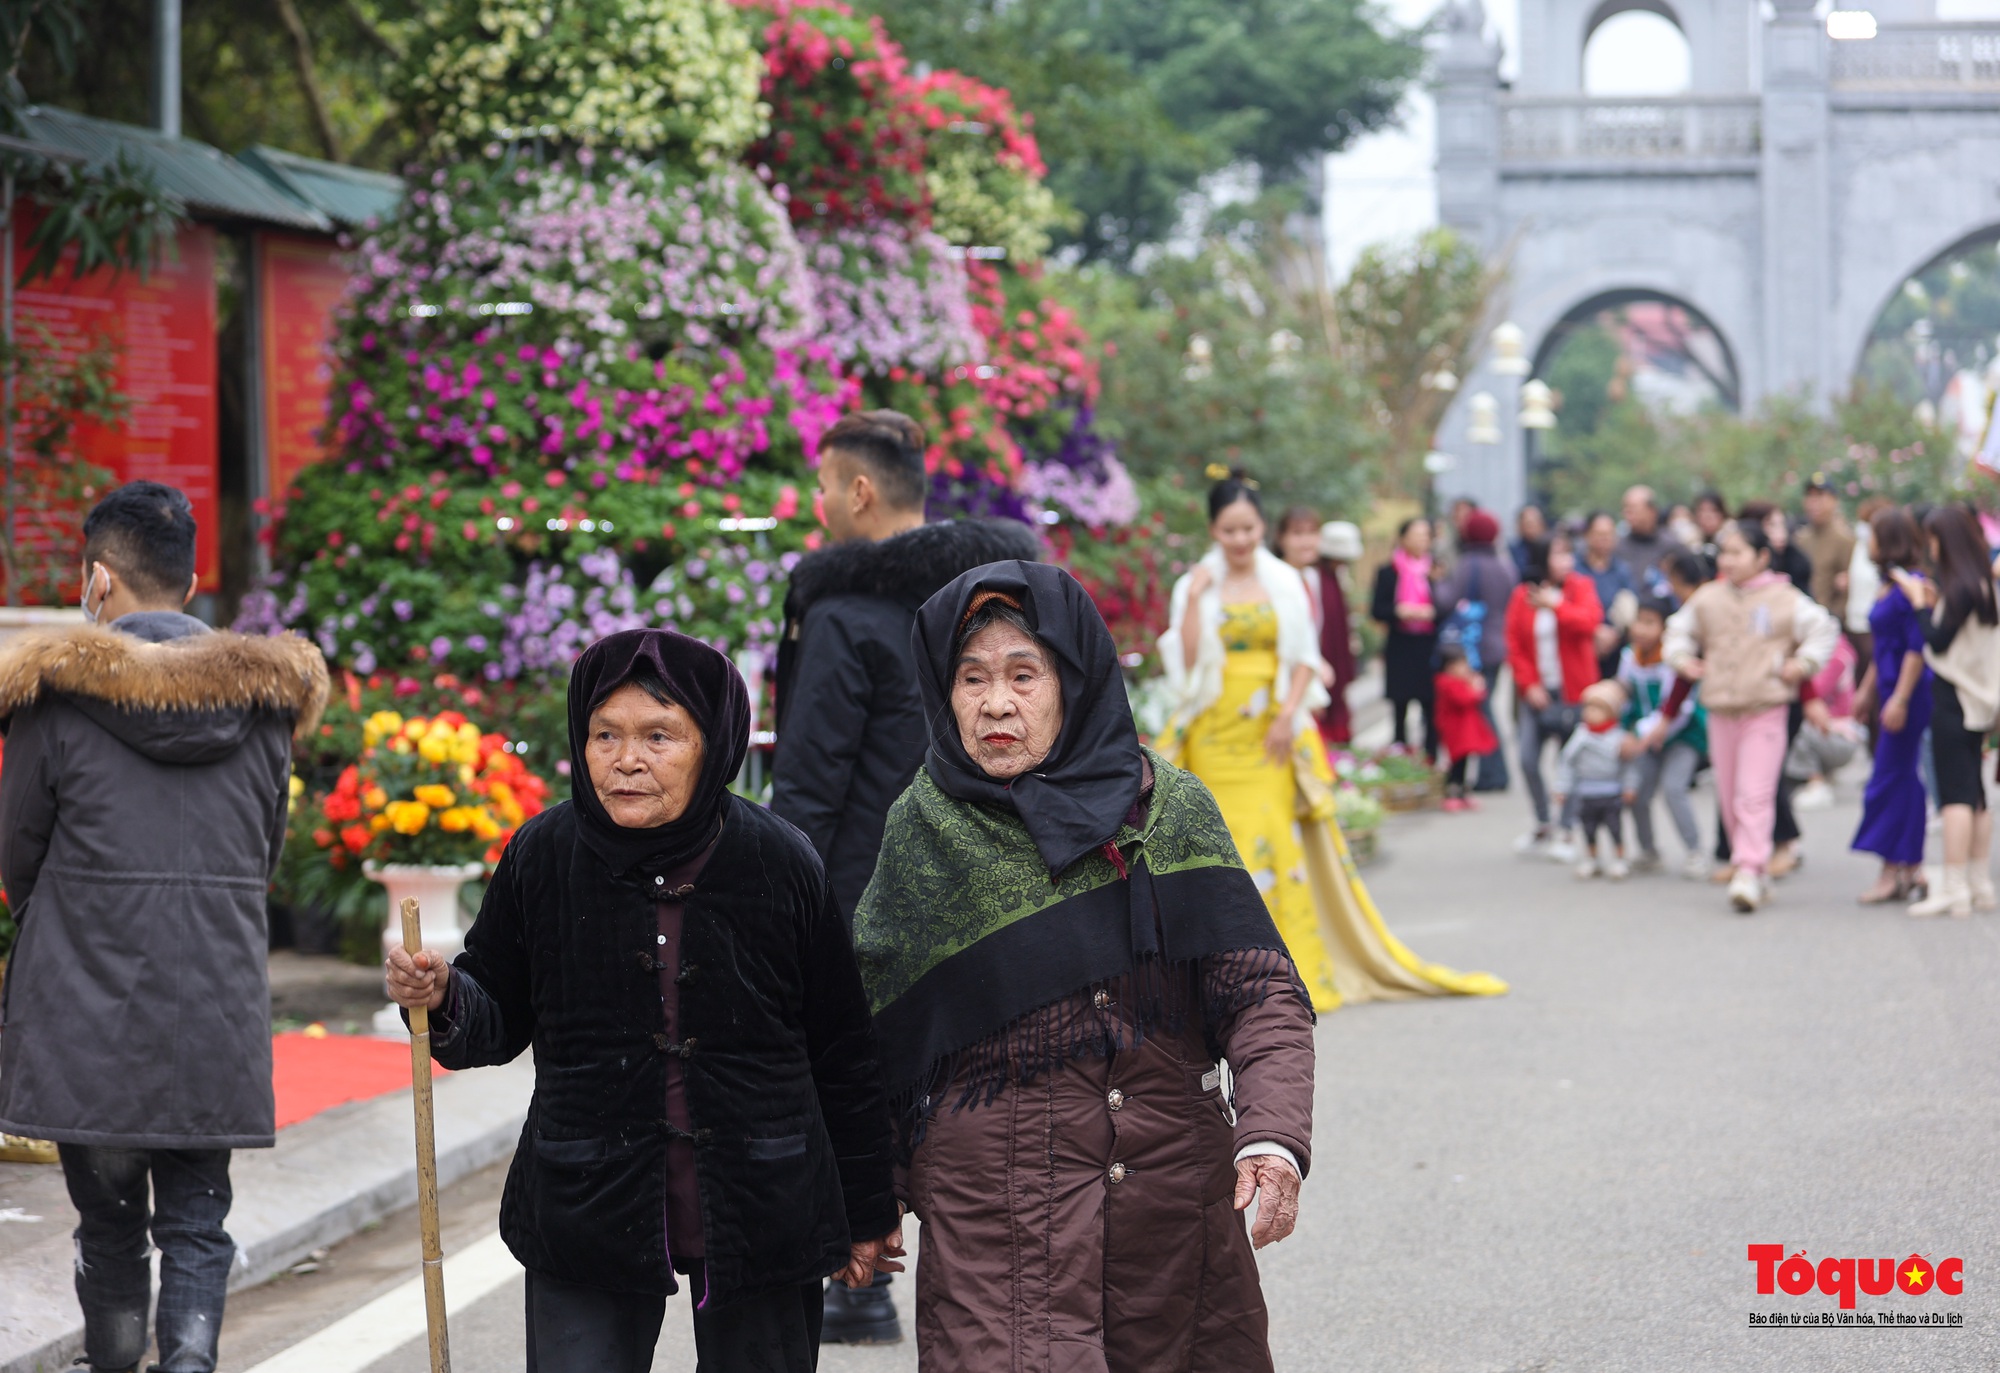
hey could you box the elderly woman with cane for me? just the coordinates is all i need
[387,628,902,1372]
[854,561,1316,1371]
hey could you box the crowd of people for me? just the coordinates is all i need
[1308,478,1999,918]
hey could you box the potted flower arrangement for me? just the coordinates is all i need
[1339,745,1442,813]
[311,709,549,973]
[1334,786,1386,865]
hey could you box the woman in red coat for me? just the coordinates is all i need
[1505,535,1603,856]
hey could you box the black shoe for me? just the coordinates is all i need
[821,1272,904,1344]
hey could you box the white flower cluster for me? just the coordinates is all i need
[405,0,769,163]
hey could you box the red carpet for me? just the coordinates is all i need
[272,1032,449,1131]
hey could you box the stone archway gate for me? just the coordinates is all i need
[1430,0,2000,515]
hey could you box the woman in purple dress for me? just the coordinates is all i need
[1853,507,1932,903]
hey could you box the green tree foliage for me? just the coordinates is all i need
[1068,222,1381,516]
[1539,319,1622,440]
[1331,227,1496,491]
[857,0,1421,262]
[21,0,416,166]
[1538,387,1953,519]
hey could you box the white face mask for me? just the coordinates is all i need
[80,564,108,624]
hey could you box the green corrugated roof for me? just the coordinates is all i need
[20,106,331,232]
[238,145,404,230]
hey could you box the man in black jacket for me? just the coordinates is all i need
[0,483,327,1373]
[771,409,1041,1342]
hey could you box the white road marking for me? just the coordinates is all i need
[240,1231,521,1373]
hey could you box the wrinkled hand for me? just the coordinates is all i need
[1524,684,1552,712]
[1880,697,1907,734]
[1803,697,1833,733]
[1618,735,1647,761]
[1593,623,1621,656]
[838,1224,906,1288]
[1264,717,1296,767]
[1234,1155,1301,1249]
[1534,585,1564,611]
[1779,658,1811,688]
[1622,790,1637,806]
[385,947,450,1011]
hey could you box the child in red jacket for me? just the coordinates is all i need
[1435,641,1497,811]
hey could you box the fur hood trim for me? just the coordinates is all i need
[0,625,330,739]
[784,518,1045,620]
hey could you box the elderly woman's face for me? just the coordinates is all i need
[585,682,705,828]
[952,621,1064,781]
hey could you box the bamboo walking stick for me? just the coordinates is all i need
[401,896,452,1373]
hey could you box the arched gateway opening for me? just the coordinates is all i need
[1857,227,2000,462]
[1527,290,1742,510]
[1581,0,1693,96]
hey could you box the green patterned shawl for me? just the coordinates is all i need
[853,748,1295,1117]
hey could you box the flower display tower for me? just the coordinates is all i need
[248,0,1136,719]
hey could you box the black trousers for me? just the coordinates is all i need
[58,1144,234,1373]
[525,1269,824,1373]
[1931,676,1988,811]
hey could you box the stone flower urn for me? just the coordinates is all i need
[364,861,484,1034]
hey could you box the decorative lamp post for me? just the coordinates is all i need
[1467,391,1502,444]
[1519,379,1558,429]
[1489,322,1530,376]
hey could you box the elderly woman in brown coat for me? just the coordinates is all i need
[853,561,1316,1371]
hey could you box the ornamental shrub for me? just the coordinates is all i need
[739,0,931,226]
[399,0,768,163]
[913,71,1060,264]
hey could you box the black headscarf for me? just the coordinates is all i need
[566,628,751,876]
[914,560,1146,876]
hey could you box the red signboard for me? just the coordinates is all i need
[258,232,349,500]
[14,220,220,589]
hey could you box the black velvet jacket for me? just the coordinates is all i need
[430,797,899,1303]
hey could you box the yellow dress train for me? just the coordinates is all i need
[1174,603,1506,1012]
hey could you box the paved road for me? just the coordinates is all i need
[213,769,2000,1371]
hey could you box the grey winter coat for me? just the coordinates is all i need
[0,614,328,1148]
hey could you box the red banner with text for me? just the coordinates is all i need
[13,219,219,594]
[258,232,349,501]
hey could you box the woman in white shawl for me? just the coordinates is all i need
[1160,473,1508,1012]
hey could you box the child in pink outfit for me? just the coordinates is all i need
[1664,519,1840,913]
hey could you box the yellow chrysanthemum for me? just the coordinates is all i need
[413,785,457,810]
[438,806,478,834]
[370,812,393,833]
[388,801,432,835]
[363,787,388,811]
[418,736,452,765]
[289,775,305,799]
[471,810,504,841]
